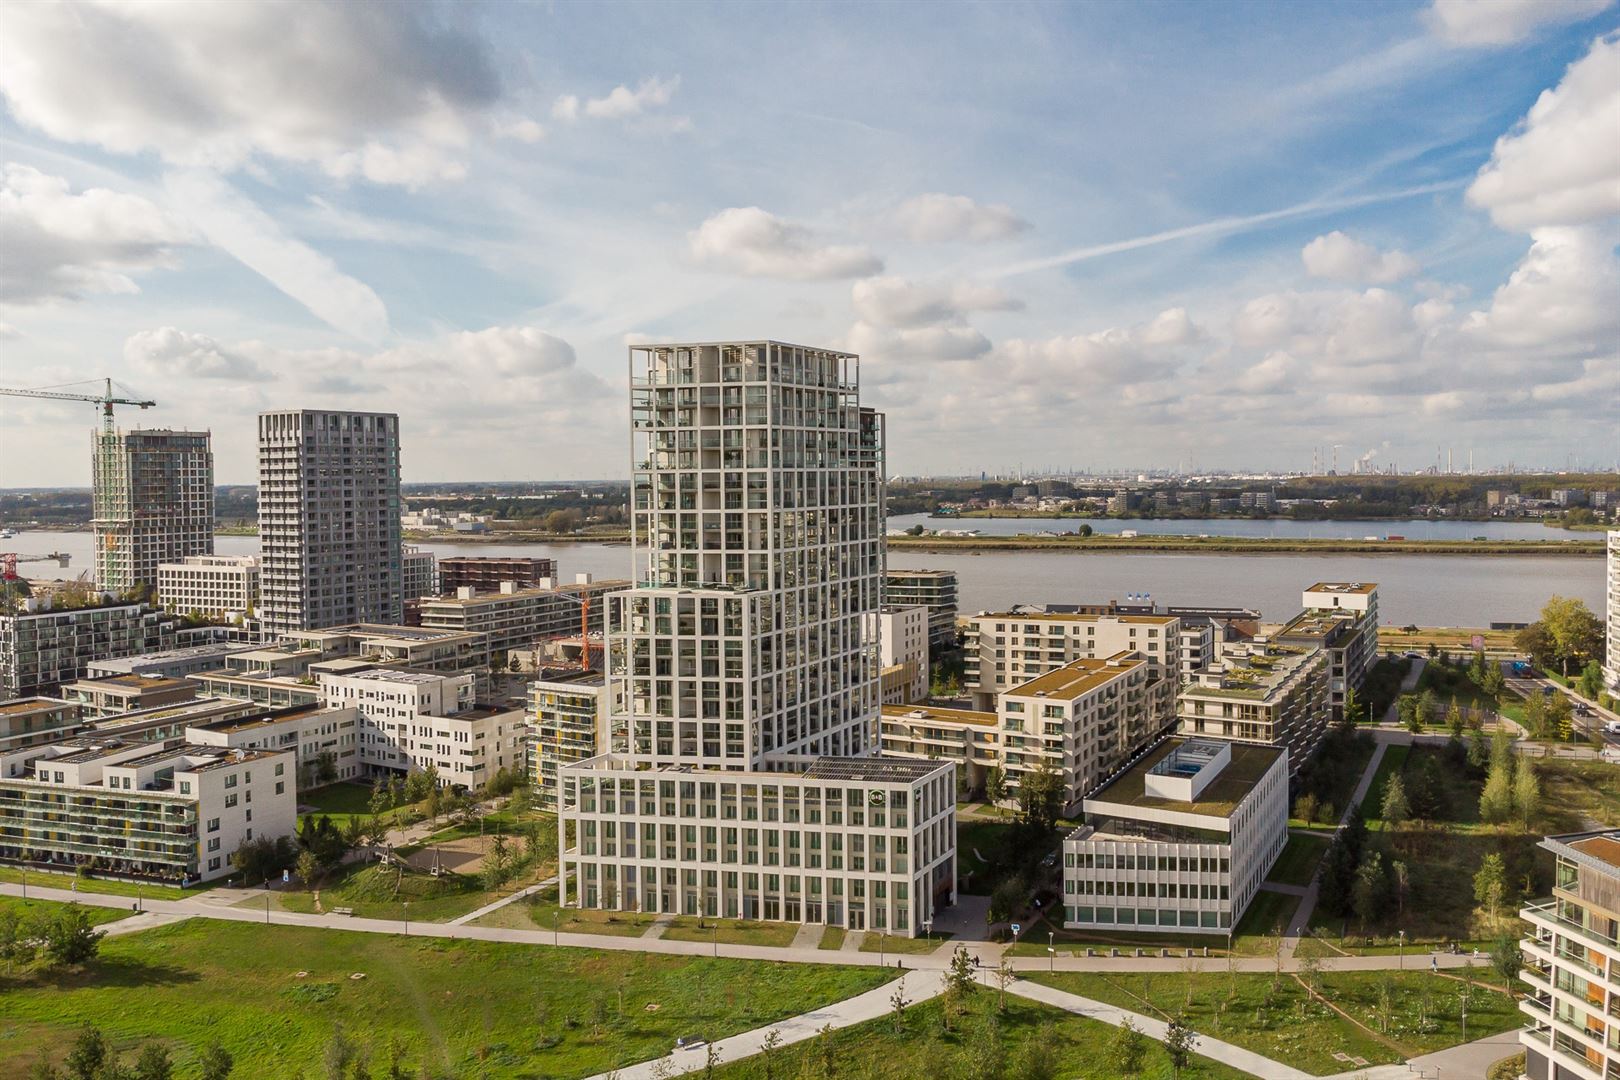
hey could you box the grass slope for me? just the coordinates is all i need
[1,919,889,1079]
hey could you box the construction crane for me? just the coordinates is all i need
[2,552,72,582]
[0,378,156,434]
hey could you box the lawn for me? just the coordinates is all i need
[1266,833,1330,887]
[1230,890,1300,953]
[1,918,891,1079]
[297,781,385,829]
[512,890,660,938]
[275,859,517,924]
[662,916,798,948]
[707,991,1252,1079]
[0,866,215,902]
[818,926,847,951]
[1364,744,1411,826]
[955,817,1018,888]
[1537,758,1620,829]
[857,930,951,955]
[0,896,132,928]
[1028,969,1520,1076]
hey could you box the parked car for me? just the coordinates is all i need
[1604,720,1620,734]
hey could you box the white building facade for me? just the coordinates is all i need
[963,612,1181,711]
[92,429,213,594]
[157,555,260,620]
[1605,532,1619,695]
[869,605,929,704]
[558,341,957,936]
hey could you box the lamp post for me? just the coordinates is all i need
[403,900,410,936]
[1398,929,1405,970]
[879,932,886,966]
[712,923,719,958]
[1049,931,1056,973]
[264,879,271,925]
[553,909,561,947]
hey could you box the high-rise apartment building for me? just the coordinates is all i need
[1519,829,1620,1080]
[92,429,213,593]
[1606,531,1619,695]
[257,411,402,635]
[558,341,957,936]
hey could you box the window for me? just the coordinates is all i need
[179,781,192,795]
[206,817,220,832]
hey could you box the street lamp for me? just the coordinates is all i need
[264,878,271,925]
[552,909,561,947]
[403,900,410,936]
[1397,929,1405,970]
[712,923,719,958]
[1049,931,1056,973]
[879,932,887,966]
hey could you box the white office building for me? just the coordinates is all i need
[1063,738,1289,935]
[559,341,958,936]
[158,555,260,619]
[257,410,402,635]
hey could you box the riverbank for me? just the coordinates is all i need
[402,529,629,544]
[887,534,1604,556]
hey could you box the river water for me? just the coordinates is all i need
[10,529,1605,628]
[885,513,1579,542]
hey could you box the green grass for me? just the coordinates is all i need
[857,931,951,955]
[1364,744,1411,825]
[662,917,798,948]
[1028,969,1520,1076]
[0,867,215,902]
[818,926,847,951]
[1,917,891,1079]
[276,854,550,924]
[1230,891,1300,953]
[1537,758,1620,829]
[708,993,1252,1079]
[0,896,133,928]
[297,781,382,829]
[1266,833,1330,887]
[515,891,660,937]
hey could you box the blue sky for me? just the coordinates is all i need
[1,0,1616,483]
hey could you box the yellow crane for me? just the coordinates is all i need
[0,377,156,434]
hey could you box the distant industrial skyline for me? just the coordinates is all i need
[2,1,1617,484]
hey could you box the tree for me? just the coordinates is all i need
[1106,1017,1147,1077]
[1578,661,1604,700]
[296,849,322,888]
[65,1025,107,1080]
[1491,934,1522,982]
[1292,793,1319,825]
[1341,685,1363,727]
[985,766,1007,816]
[545,509,583,534]
[1380,774,1410,827]
[1352,851,1388,927]
[1467,728,1488,769]
[1544,693,1573,741]
[1162,1015,1197,1079]
[1474,854,1507,926]
[313,751,338,786]
[42,905,105,967]
[323,1027,358,1080]
[1393,860,1410,918]
[197,1043,234,1080]
[1480,757,1514,825]
[236,834,299,881]
[1540,596,1604,676]
[1011,1029,1057,1080]
[1515,622,1557,671]
[133,1045,173,1080]
[1446,696,1464,738]
[943,945,976,1029]
[1513,760,1541,831]
[1522,692,1546,738]
[0,907,35,973]
[994,956,1015,1012]
[988,877,1026,926]
[759,1030,782,1080]
[889,979,910,1032]
[1016,759,1062,835]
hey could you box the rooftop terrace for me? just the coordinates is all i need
[1087,737,1285,819]
[1007,651,1142,699]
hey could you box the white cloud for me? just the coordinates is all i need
[0,164,192,305]
[0,1,502,186]
[552,76,685,128]
[165,169,390,343]
[124,327,273,382]
[688,207,883,279]
[893,193,1030,243]
[1467,33,1620,230]
[1301,231,1420,283]
[847,321,993,362]
[1459,225,1620,350]
[1427,0,1612,47]
[851,277,1021,328]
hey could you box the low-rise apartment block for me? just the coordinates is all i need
[880,702,999,793]
[187,703,362,788]
[403,546,438,600]
[0,736,295,884]
[157,555,260,619]
[417,576,626,659]
[0,598,181,697]
[86,642,260,680]
[1177,639,1330,773]
[884,569,959,653]
[560,755,957,936]
[1296,582,1379,717]
[963,611,1181,710]
[438,556,558,593]
[61,674,197,718]
[0,697,85,752]
[1519,829,1620,1080]
[999,651,1176,816]
[870,605,929,704]
[320,667,523,788]
[1063,738,1288,935]
[530,670,613,810]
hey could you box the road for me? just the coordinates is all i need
[1503,668,1620,749]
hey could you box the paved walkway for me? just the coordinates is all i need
[447,875,558,927]
[1408,1028,1522,1080]
[580,969,945,1080]
[789,921,823,950]
[102,911,190,937]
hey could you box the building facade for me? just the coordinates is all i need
[61,674,197,718]
[187,704,362,789]
[157,555,260,620]
[1606,533,1619,695]
[403,546,438,600]
[1519,829,1620,1080]
[558,340,957,936]
[416,576,625,659]
[257,410,402,635]
[869,605,929,704]
[1063,738,1288,935]
[0,599,180,697]
[1298,582,1380,717]
[963,611,1182,711]
[92,429,213,594]
[880,703,999,793]
[0,698,85,752]
[438,556,559,593]
[0,737,295,884]
[884,569,959,653]
[530,671,611,811]
[1177,639,1330,774]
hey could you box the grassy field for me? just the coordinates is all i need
[1028,969,1519,1076]
[1,918,891,1079]
[1537,758,1620,829]
[708,992,1252,1079]
[274,859,523,925]
[0,896,132,928]
[819,927,847,951]
[662,917,798,948]
[1267,833,1330,887]
[857,931,950,955]
[0,866,214,902]
[513,890,660,938]
[297,781,385,829]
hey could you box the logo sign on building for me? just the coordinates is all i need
[1471,635,1485,650]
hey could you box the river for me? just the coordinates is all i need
[11,529,1605,628]
[886,513,1580,542]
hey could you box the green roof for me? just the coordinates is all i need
[1086,738,1284,819]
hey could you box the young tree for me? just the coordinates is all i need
[1479,757,1514,825]
[1466,728,1488,769]
[1540,596,1604,676]
[1012,1028,1058,1080]
[1353,851,1388,927]
[1513,760,1541,831]
[1342,685,1362,727]
[1017,758,1062,835]
[1491,934,1522,982]
[1292,793,1319,825]
[196,1043,234,1080]
[1522,692,1547,739]
[1162,1015,1198,1079]
[133,1044,173,1080]
[1106,1017,1147,1077]
[296,849,321,888]
[0,907,35,973]
[758,1030,782,1080]
[323,1027,358,1080]
[1392,860,1410,918]
[42,905,105,967]
[889,979,910,1032]
[1544,693,1573,742]
[1577,660,1604,700]
[985,766,1007,816]
[1380,774,1410,828]
[1474,854,1507,927]
[65,1025,107,1080]
[1446,696,1464,738]
[994,955,1015,1012]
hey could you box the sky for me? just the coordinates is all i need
[0,0,1617,485]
